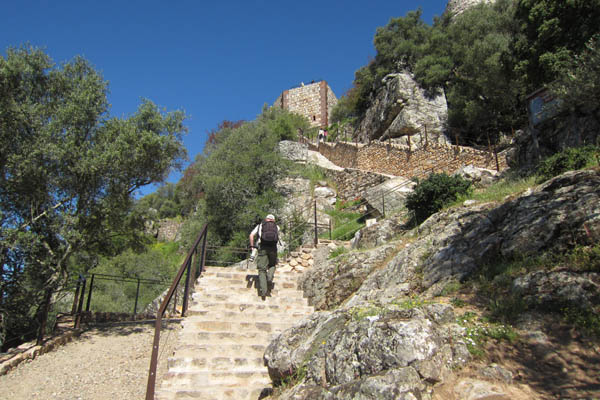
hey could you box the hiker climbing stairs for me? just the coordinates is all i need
[155,262,314,400]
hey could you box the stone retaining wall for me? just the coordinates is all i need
[310,141,508,178]
[324,168,389,201]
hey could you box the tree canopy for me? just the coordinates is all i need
[331,0,600,145]
[0,46,187,348]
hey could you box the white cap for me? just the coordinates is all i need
[266,214,275,220]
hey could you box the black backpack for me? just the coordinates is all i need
[260,220,278,245]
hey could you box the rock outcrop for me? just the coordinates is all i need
[264,168,600,399]
[264,305,470,400]
[356,71,449,147]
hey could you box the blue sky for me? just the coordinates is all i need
[1,0,449,196]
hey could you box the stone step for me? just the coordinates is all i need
[161,369,270,387]
[173,343,267,359]
[177,329,281,345]
[198,270,302,284]
[187,301,313,315]
[186,308,311,322]
[191,291,308,305]
[180,319,292,334]
[167,354,265,371]
[156,384,270,400]
[196,275,301,290]
[195,283,302,295]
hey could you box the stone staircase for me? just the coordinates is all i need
[155,256,315,400]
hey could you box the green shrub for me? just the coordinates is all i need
[328,246,349,259]
[405,173,472,224]
[536,146,599,182]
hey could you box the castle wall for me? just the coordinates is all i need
[274,81,338,128]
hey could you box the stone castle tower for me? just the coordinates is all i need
[273,80,337,128]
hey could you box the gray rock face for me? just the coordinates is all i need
[357,71,449,145]
[507,115,600,172]
[279,140,308,162]
[264,306,469,399]
[351,215,404,250]
[348,169,600,305]
[267,169,600,399]
[300,244,397,310]
[513,270,600,310]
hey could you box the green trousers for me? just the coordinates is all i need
[256,245,277,296]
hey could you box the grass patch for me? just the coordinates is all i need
[440,280,462,296]
[457,311,518,358]
[329,246,349,260]
[350,305,384,321]
[290,163,334,194]
[324,199,365,241]
[391,295,429,310]
[560,304,600,338]
[451,297,467,307]
[458,175,537,204]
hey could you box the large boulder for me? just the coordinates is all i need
[356,71,449,146]
[264,305,470,399]
[453,164,500,188]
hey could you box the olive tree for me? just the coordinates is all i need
[0,46,187,347]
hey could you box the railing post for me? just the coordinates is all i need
[74,276,86,329]
[494,145,500,172]
[192,248,199,281]
[287,221,292,256]
[329,219,332,240]
[313,200,318,246]
[382,193,386,218]
[133,278,141,315]
[71,279,81,314]
[200,232,208,274]
[172,289,178,315]
[85,274,95,312]
[181,259,192,317]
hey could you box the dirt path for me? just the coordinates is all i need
[0,321,180,400]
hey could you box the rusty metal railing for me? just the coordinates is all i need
[145,223,208,400]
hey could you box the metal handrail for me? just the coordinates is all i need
[145,223,208,400]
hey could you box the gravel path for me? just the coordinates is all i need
[0,321,180,400]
